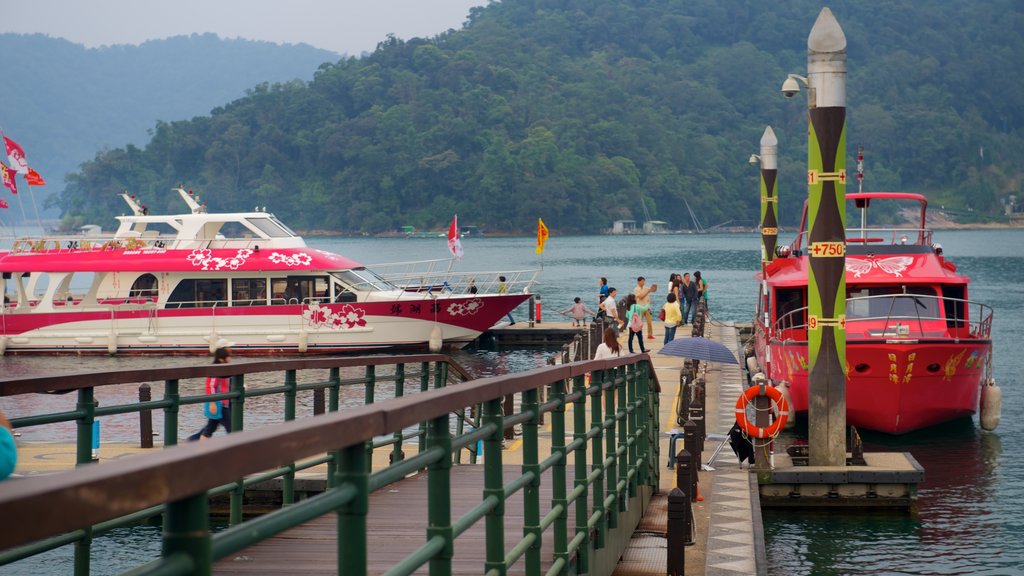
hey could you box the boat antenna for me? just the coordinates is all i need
[119,191,146,216]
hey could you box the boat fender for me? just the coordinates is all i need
[429,325,443,353]
[746,356,760,378]
[107,332,117,355]
[777,381,795,429]
[735,383,789,439]
[298,330,308,354]
[208,333,220,354]
[0,336,7,356]
[980,378,1001,431]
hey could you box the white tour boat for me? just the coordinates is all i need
[0,188,536,355]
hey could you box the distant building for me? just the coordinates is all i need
[611,220,637,234]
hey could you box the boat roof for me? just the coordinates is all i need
[759,250,967,287]
[0,247,363,274]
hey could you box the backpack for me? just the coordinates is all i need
[629,307,644,332]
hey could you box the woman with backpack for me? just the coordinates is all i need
[623,293,649,354]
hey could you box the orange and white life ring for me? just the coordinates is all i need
[735,383,788,439]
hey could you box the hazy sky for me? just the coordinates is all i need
[0,0,487,55]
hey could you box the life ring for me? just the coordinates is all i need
[735,383,788,439]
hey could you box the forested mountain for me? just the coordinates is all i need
[52,0,1024,233]
[0,33,336,221]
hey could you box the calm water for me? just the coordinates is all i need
[2,230,1022,575]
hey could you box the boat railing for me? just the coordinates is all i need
[8,233,180,253]
[772,294,993,342]
[372,262,541,296]
[790,228,933,251]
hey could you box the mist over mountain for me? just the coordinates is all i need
[0,32,337,221]
[31,0,1024,233]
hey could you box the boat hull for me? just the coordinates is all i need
[0,295,529,355]
[760,338,989,434]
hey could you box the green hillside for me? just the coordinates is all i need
[52,0,1024,233]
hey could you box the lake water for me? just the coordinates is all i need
[2,229,1022,575]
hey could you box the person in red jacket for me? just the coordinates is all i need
[189,341,234,441]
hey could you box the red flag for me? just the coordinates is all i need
[0,164,16,195]
[3,136,28,174]
[25,167,46,186]
[447,215,463,261]
[0,197,8,208]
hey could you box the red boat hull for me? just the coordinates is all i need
[763,339,989,434]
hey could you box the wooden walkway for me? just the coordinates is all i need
[216,466,581,575]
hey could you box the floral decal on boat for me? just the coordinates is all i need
[303,302,367,330]
[187,248,253,271]
[446,298,484,316]
[269,252,313,267]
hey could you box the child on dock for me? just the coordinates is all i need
[189,341,234,441]
[560,297,596,326]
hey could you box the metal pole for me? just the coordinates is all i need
[139,383,154,449]
[804,7,849,466]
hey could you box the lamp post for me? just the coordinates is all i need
[782,7,848,467]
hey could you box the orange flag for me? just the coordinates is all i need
[535,218,549,254]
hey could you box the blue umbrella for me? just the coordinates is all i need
[659,336,738,364]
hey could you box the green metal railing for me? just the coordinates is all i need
[0,354,659,575]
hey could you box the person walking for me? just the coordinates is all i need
[593,326,622,359]
[189,341,234,441]
[598,277,610,313]
[681,272,697,324]
[624,293,649,353]
[662,292,682,344]
[601,287,620,336]
[633,276,658,340]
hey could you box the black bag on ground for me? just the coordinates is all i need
[728,422,755,465]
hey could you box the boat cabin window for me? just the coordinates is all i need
[231,278,267,306]
[333,268,394,292]
[775,288,805,329]
[129,274,159,301]
[845,286,939,319]
[246,217,296,238]
[941,284,966,327]
[334,281,357,303]
[167,278,227,308]
[271,276,328,305]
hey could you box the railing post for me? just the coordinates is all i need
[646,363,660,491]
[426,414,453,576]
[591,369,606,549]
[667,487,688,576]
[139,383,154,449]
[522,387,542,574]
[337,443,369,576]
[483,398,507,575]
[313,388,325,416]
[163,492,211,576]
[551,378,569,574]
[364,365,376,472]
[76,387,95,467]
[619,365,631,501]
[163,379,179,447]
[573,374,590,574]
[281,370,297,506]
[391,363,406,465]
[503,394,515,441]
[418,362,430,455]
[605,368,618,529]
[230,375,246,525]
[327,367,341,488]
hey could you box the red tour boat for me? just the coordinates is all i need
[0,188,534,355]
[752,192,995,434]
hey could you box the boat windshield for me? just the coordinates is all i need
[332,268,397,292]
[246,217,296,238]
[846,286,939,320]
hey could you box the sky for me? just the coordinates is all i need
[0,0,488,55]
